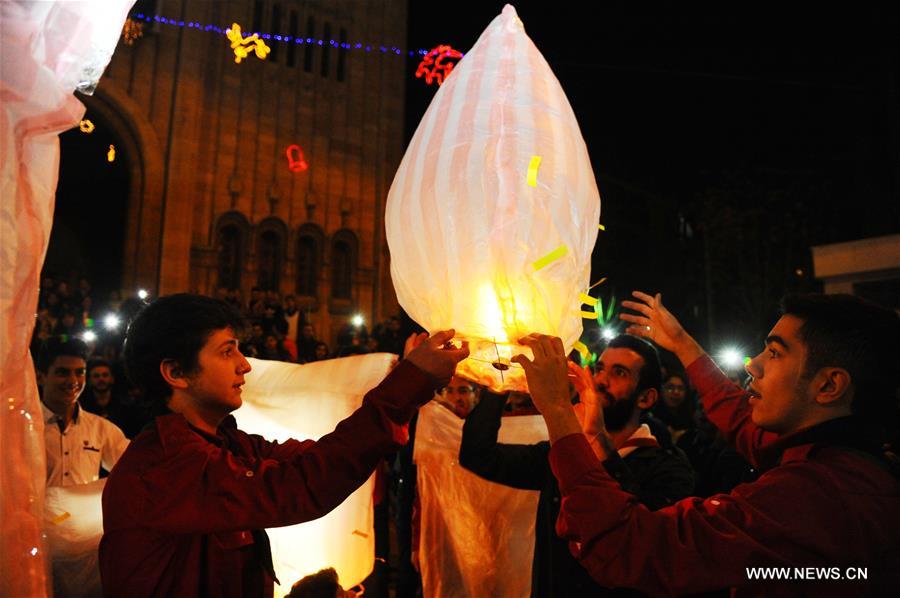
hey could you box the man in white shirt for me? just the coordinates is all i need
[37,338,129,487]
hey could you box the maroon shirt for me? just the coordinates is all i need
[550,355,900,596]
[100,360,434,597]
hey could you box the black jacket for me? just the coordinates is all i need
[459,392,695,597]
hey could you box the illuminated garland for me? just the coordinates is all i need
[415,45,463,86]
[226,23,271,63]
[131,12,459,59]
[121,17,144,45]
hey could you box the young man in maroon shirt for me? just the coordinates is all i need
[99,294,468,597]
[512,292,900,596]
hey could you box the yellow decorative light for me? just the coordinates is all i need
[79,119,94,133]
[121,17,144,46]
[226,23,271,64]
[107,145,115,162]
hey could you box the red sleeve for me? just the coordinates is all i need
[125,360,435,534]
[686,355,777,467]
[549,434,841,595]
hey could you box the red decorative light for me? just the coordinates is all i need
[416,44,463,86]
[285,144,308,172]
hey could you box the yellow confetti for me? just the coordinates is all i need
[580,310,598,320]
[79,119,94,134]
[579,292,597,307]
[598,223,605,231]
[526,155,542,187]
[107,144,115,162]
[573,340,589,359]
[532,245,568,271]
[50,511,70,525]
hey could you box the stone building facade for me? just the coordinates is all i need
[85,0,407,343]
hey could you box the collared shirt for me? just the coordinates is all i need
[100,359,435,598]
[550,355,900,597]
[42,401,130,487]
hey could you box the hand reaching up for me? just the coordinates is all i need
[404,329,469,386]
[567,361,599,408]
[512,334,582,444]
[620,291,705,367]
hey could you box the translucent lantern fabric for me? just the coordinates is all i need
[236,354,396,594]
[386,4,601,392]
[1,2,134,596]
[414,402,549,597]
[33,355,393,597]
[44,479,107,597]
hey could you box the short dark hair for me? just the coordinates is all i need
[288,567,340,598]
[36,337,88,372]
[123,294,245,403]
[780,293,900,420]
[607,334,662,393]
[87,358,112,375]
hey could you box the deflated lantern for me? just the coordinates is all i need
[386,4,601,392]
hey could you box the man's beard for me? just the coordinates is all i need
[601,391,640,432]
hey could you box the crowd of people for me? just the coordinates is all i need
[31,278,413,438]
[31,273,900,597]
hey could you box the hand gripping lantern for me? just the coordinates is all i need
[386,4,601,392]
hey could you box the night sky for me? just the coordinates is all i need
[406,2,899,352]
[47,2,899,358]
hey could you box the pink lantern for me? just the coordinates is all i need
[386,4,601,392]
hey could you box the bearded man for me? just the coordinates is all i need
[458,334,694,597]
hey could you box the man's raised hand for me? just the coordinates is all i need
[512,333,583,444]
[512,334,571,415]
[620,291,705,367]
[404,329,469,386]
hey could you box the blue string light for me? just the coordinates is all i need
[132,12,463,58]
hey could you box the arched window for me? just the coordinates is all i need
[296,223,324,297]
[214,211,249,290]
[256,217,288,291]
[330,230,357,300]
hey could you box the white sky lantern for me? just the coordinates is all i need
[386,4,601,392]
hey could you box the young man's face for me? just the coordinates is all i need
[745,314,814,434]
[42,356,87,410]
[89,365,114,392]
[592,347,647,431]
[440,375,478,418]
[184,327,252,415]
[662,375,687,408]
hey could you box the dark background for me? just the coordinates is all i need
[406,1,900,352]
[46,2,899,357]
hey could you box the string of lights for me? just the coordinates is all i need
[131,12,459,58]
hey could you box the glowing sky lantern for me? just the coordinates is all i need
[386,4,601,392]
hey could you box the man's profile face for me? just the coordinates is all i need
[593,347,646,431]
[184,327,252,416]
[89,365,114,392]
[745,315,813,434]
[42,356,87,410]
